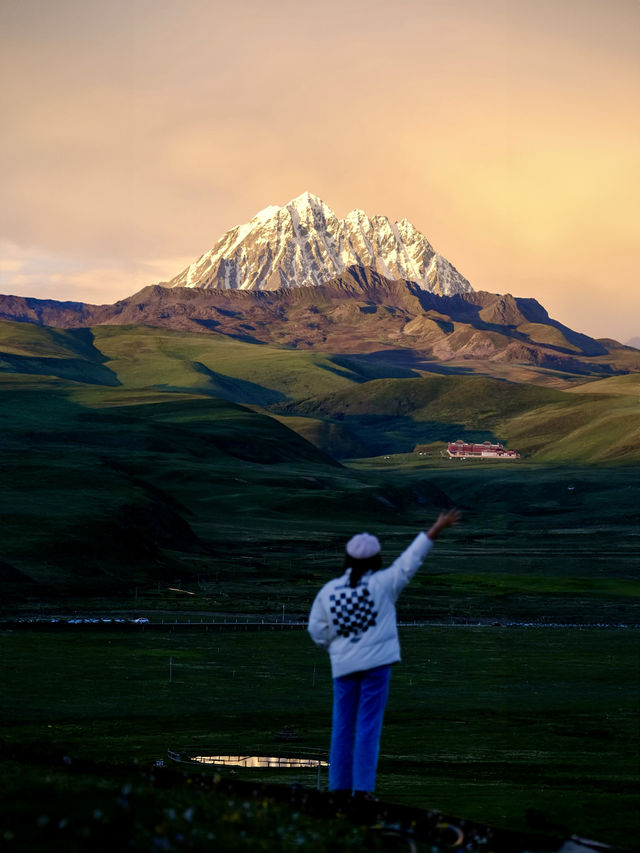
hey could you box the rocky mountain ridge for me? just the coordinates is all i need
[2,266,638,383]
[166,191,473,296]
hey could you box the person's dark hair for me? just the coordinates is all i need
[344,552,382,587]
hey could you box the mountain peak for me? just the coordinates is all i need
[245,193,330,227]
[167,195,473,296]
[290,190,326,207]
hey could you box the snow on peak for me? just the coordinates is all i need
[291,190,325,206]
[168,194,473,296]
[251,204,281,223]
[346,207,369,218]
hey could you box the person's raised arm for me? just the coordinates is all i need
[379,508,462,601]
[427,508,462,541]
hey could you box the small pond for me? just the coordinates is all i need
[168,750,328,770]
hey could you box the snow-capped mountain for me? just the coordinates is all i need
[167,192,473,296]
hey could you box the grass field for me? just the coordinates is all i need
[1,626,638,848]
[2,367,638,623]
[1,318,639,849]
[2,319,639,623]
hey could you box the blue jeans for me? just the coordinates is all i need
[329,664,392,792]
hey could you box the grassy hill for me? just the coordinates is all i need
[3,319,638,466]
[4,277,638,384]
[275,372,640,463]
[0,321,454,603]
[1,318,639,617]
[0,320,368,401]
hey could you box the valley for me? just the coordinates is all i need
[1,271,638,853]
[1,318,638,626]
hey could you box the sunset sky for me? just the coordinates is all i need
[1,0,638,342]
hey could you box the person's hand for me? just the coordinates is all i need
[427,508,462,540]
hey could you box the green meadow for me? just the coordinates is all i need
[1,626,638,849]
[1,318,639,847]
[1,318,638,621]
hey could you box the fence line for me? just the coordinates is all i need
[3,619,638,632]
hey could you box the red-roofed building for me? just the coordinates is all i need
[447,440,520,459]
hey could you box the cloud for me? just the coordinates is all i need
[0,242,193,304]
[0,258,24,273]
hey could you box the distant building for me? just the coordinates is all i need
[446,440,520,460]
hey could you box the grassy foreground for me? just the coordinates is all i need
[0,759,389,852]
[1,626,638,848]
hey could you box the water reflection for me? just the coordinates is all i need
[190,754,328,769]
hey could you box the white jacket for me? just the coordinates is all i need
[307,532,433,678]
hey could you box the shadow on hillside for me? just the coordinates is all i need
[183,361,287,405]
[0,353,121,386]
[329,352,421,380]
[312,413,497,457]
[405,284,609,357]
[343,349,479,376]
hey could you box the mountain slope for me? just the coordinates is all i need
[275,372,640,463]
[0,318,416,403]
[2,270,637,384]
[2,317,640,601]
[275,374,569,457]
[1,193,636,385]
[3,318,639,465]
[166,192,473,295]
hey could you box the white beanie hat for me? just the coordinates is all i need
[346,532,381,560]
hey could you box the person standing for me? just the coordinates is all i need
[308,509,461,797]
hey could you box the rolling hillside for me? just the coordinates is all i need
[0,320,449,599]
[274,373,640,464]
[1,318,639,611]
[3,318,639,465]
[3,272,640,386]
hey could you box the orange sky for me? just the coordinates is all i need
[1,0,639,342]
